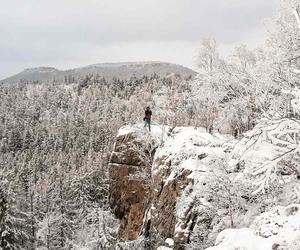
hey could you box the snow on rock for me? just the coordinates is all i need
[146,127,229,249]
[110,124,230,248]
[117,122,169,141]
[152,127,226,175]
[157,247,172,250]
[206,204,300,250]
[165,238,174,247]
[110,120,300,249]
[110,121,300,249]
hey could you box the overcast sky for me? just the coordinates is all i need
[0,0,276,79]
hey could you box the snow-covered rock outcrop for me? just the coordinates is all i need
[146,127,227,249]
[109,119,300,249]
[109,124,229,249]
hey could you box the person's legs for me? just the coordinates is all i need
[148,119,151,131]
[144,119,151,131]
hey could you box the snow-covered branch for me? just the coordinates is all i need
[293,7,300,29]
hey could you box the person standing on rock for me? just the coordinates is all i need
[144,106,152,131]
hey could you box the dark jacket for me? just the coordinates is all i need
[145,109,152,119]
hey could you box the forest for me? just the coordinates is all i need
[0,0,300,249]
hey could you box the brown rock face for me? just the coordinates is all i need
[109,163,148,240]
[109,127,156,240]
[144,158,195,249]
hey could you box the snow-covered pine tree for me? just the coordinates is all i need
[0,183,31,249]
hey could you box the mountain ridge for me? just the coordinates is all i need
[2,61,196,82]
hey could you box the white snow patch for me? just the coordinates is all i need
[206,204,300,250]
[153,127,227,176]
[206,228,272,250]
[157,246,172,250]
[151,126,229,241]
[117,122,169,143]
[165,238,174,247]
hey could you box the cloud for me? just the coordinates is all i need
[0,0,276,79]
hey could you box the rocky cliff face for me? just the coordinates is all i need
[144,127,227,249]
[109,125,156,240]
[109,124,228,249]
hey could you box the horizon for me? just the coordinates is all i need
[1,60,197,81]
[0,0,276,79]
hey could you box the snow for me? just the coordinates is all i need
[206,204,300,250]
[294,8,300,29]
[24,67,58,73]
[151,126,229,241]
[230,118,300,193]
[282,89,300,115]
[156,238,175,250]
[206,228,272,250]
[117,125,137,137]
[115,121,300,249]
[117,122,169,143]
[153,127,227,176]
[157,247,172,250]
[165,238,174,247]
[89,61,169,68]
[290,89,300,116]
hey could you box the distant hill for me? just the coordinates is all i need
[2,61,196,83]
